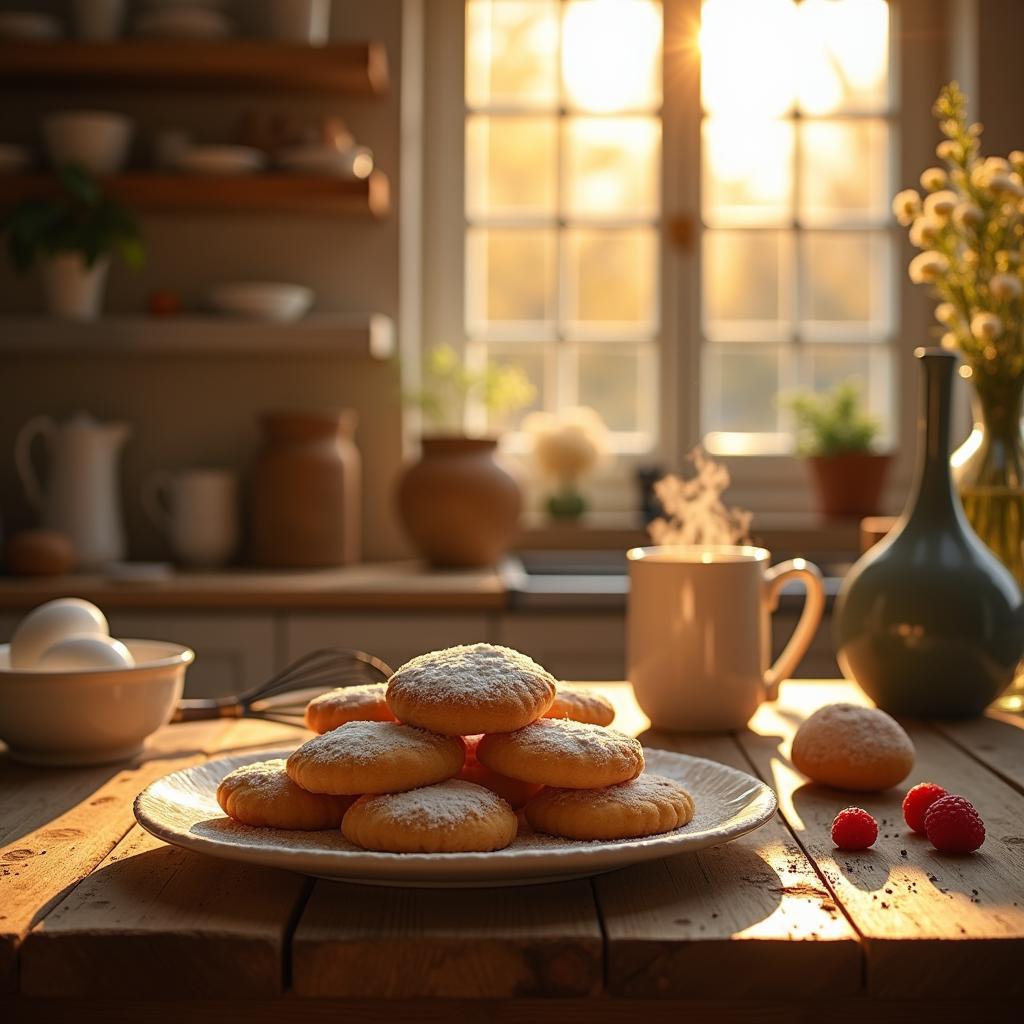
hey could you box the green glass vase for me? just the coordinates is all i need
[953,370,1024,712]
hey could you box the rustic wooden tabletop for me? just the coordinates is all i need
[3,679,1023,1023]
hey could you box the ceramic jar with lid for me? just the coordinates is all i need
[251,410,360,567]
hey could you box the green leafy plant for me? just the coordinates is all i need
[4,163,144,272]
[407,344,536,434]
[784,381,881,457]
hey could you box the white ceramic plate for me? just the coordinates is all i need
[135,746,777,887]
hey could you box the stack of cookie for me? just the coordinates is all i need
[217,643,694,853]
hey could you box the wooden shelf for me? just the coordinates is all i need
[0,313,395,359]
[0,171,390,217]
[0,40,388,94]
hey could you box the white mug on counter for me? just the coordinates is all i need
[627,545,826,732]
[143,469,239,568]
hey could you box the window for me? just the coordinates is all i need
[700,0,896,456]
[463,0,663,451]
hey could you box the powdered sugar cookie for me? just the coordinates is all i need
[458,734,542,808]
[287,721,465,796]
[386,643,557,736]
[790,702,914,791]
[525,773,694,840]
[305,682,395,734]
[217,759,351,830]
[342,779,518,853]
[476,719,644,789]
[544,686,615,726]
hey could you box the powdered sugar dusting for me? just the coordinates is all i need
[492,718,641,766]
[354,779,513,832]
[219,758,294,799]
[791,703,914,769]
[291,721,461,769]
[533,773,691,814]
[387,643,555,709]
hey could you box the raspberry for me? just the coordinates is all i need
[924,795,985,853]
[831,807,878,851]
[902,782,948,834]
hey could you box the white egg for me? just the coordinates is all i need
[9,598,110,669]
[35,634,135,672]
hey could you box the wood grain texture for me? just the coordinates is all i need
[0,720,233,992]
[598,731,860,999]
[739,681,1024,998]
[292,879,603,999]
[932,710,1024,795]
[19,825,307,997]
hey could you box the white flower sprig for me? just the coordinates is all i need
[896,82,1024,379]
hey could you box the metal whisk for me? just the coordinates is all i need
[171,647,395,728]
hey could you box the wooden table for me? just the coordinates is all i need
[3,680,1023,1022]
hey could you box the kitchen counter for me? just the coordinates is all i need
[0,561,507,612]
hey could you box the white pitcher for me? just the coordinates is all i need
[15,412,131,569]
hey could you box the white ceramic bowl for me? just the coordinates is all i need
[0,143,31,175]
[0,640,193,766]
[43,111,134,175]
[176,145,265,176]
[207,281,314,322]
[0,12,62,40]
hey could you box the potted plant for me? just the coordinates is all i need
[4,162,143,320]
[785,381,891,518]
[398,345,535,567]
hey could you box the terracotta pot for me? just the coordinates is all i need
[251,410,360,567]
[397,436,521,568]
[807,453,891,519]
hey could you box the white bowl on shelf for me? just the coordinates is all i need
[207,282,314,322]
[134,6,232,39]
[0,640,194,766]
[176,145,266,176]
[0,12,62,40]
[43,110,134,175]
[0,143,31,175]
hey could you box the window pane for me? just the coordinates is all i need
[563,228,658,333]
[703,343,789,440]
[801,345,893,445]
[574,344,651,433]
[702,119,794,226]
[801,231,891,338]
[466,0,559,109]
[466,228,557,331]
[796,0,890,115]
[799,119,890,225]
[564,117,660,218]
[562,0,662,113]
[469,342,549,435]
[704,229,792,339]
[700,0,797,116]
[466,115,557,218]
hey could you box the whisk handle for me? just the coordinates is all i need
[171,698,246,723]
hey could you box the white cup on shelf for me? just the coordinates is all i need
[143,469,240,568]
[268,0,330,45]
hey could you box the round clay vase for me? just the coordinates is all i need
[807,452,891,518]
[834,349,1024,717]
[251,410,361,567]
[397,436,521,568]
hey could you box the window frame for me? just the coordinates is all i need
[420,0,955,515]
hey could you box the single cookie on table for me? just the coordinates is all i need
[790,702,915,792]
[342,779,518,853]
[305,682,395,734]
[386,643,556,736]
[217,758,352,830]
[458,734,543,809]
[287,720,465,796]
[544,685,615,727]
[525,773,694,840]
[476,718,644,789]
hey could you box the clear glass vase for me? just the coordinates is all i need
[953,372,1024,713]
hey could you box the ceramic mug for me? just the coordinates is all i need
[627,545,826,731]
[143,469,239,568]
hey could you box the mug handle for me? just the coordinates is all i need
[14,415,56,513]
[763,558,826,700]
[142,471,174,536]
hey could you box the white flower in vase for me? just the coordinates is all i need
[953,201,984,228]
[909,217,942,247]
[892,189,921,226]
[920,167,948,191]
[909,251,949,284]
[924,190,958,218]
[991,273,1023,301]
[971,311,1004,340]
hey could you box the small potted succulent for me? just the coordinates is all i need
[399,345,535,567]
[4,162,143,320]
[785,381,891,518]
